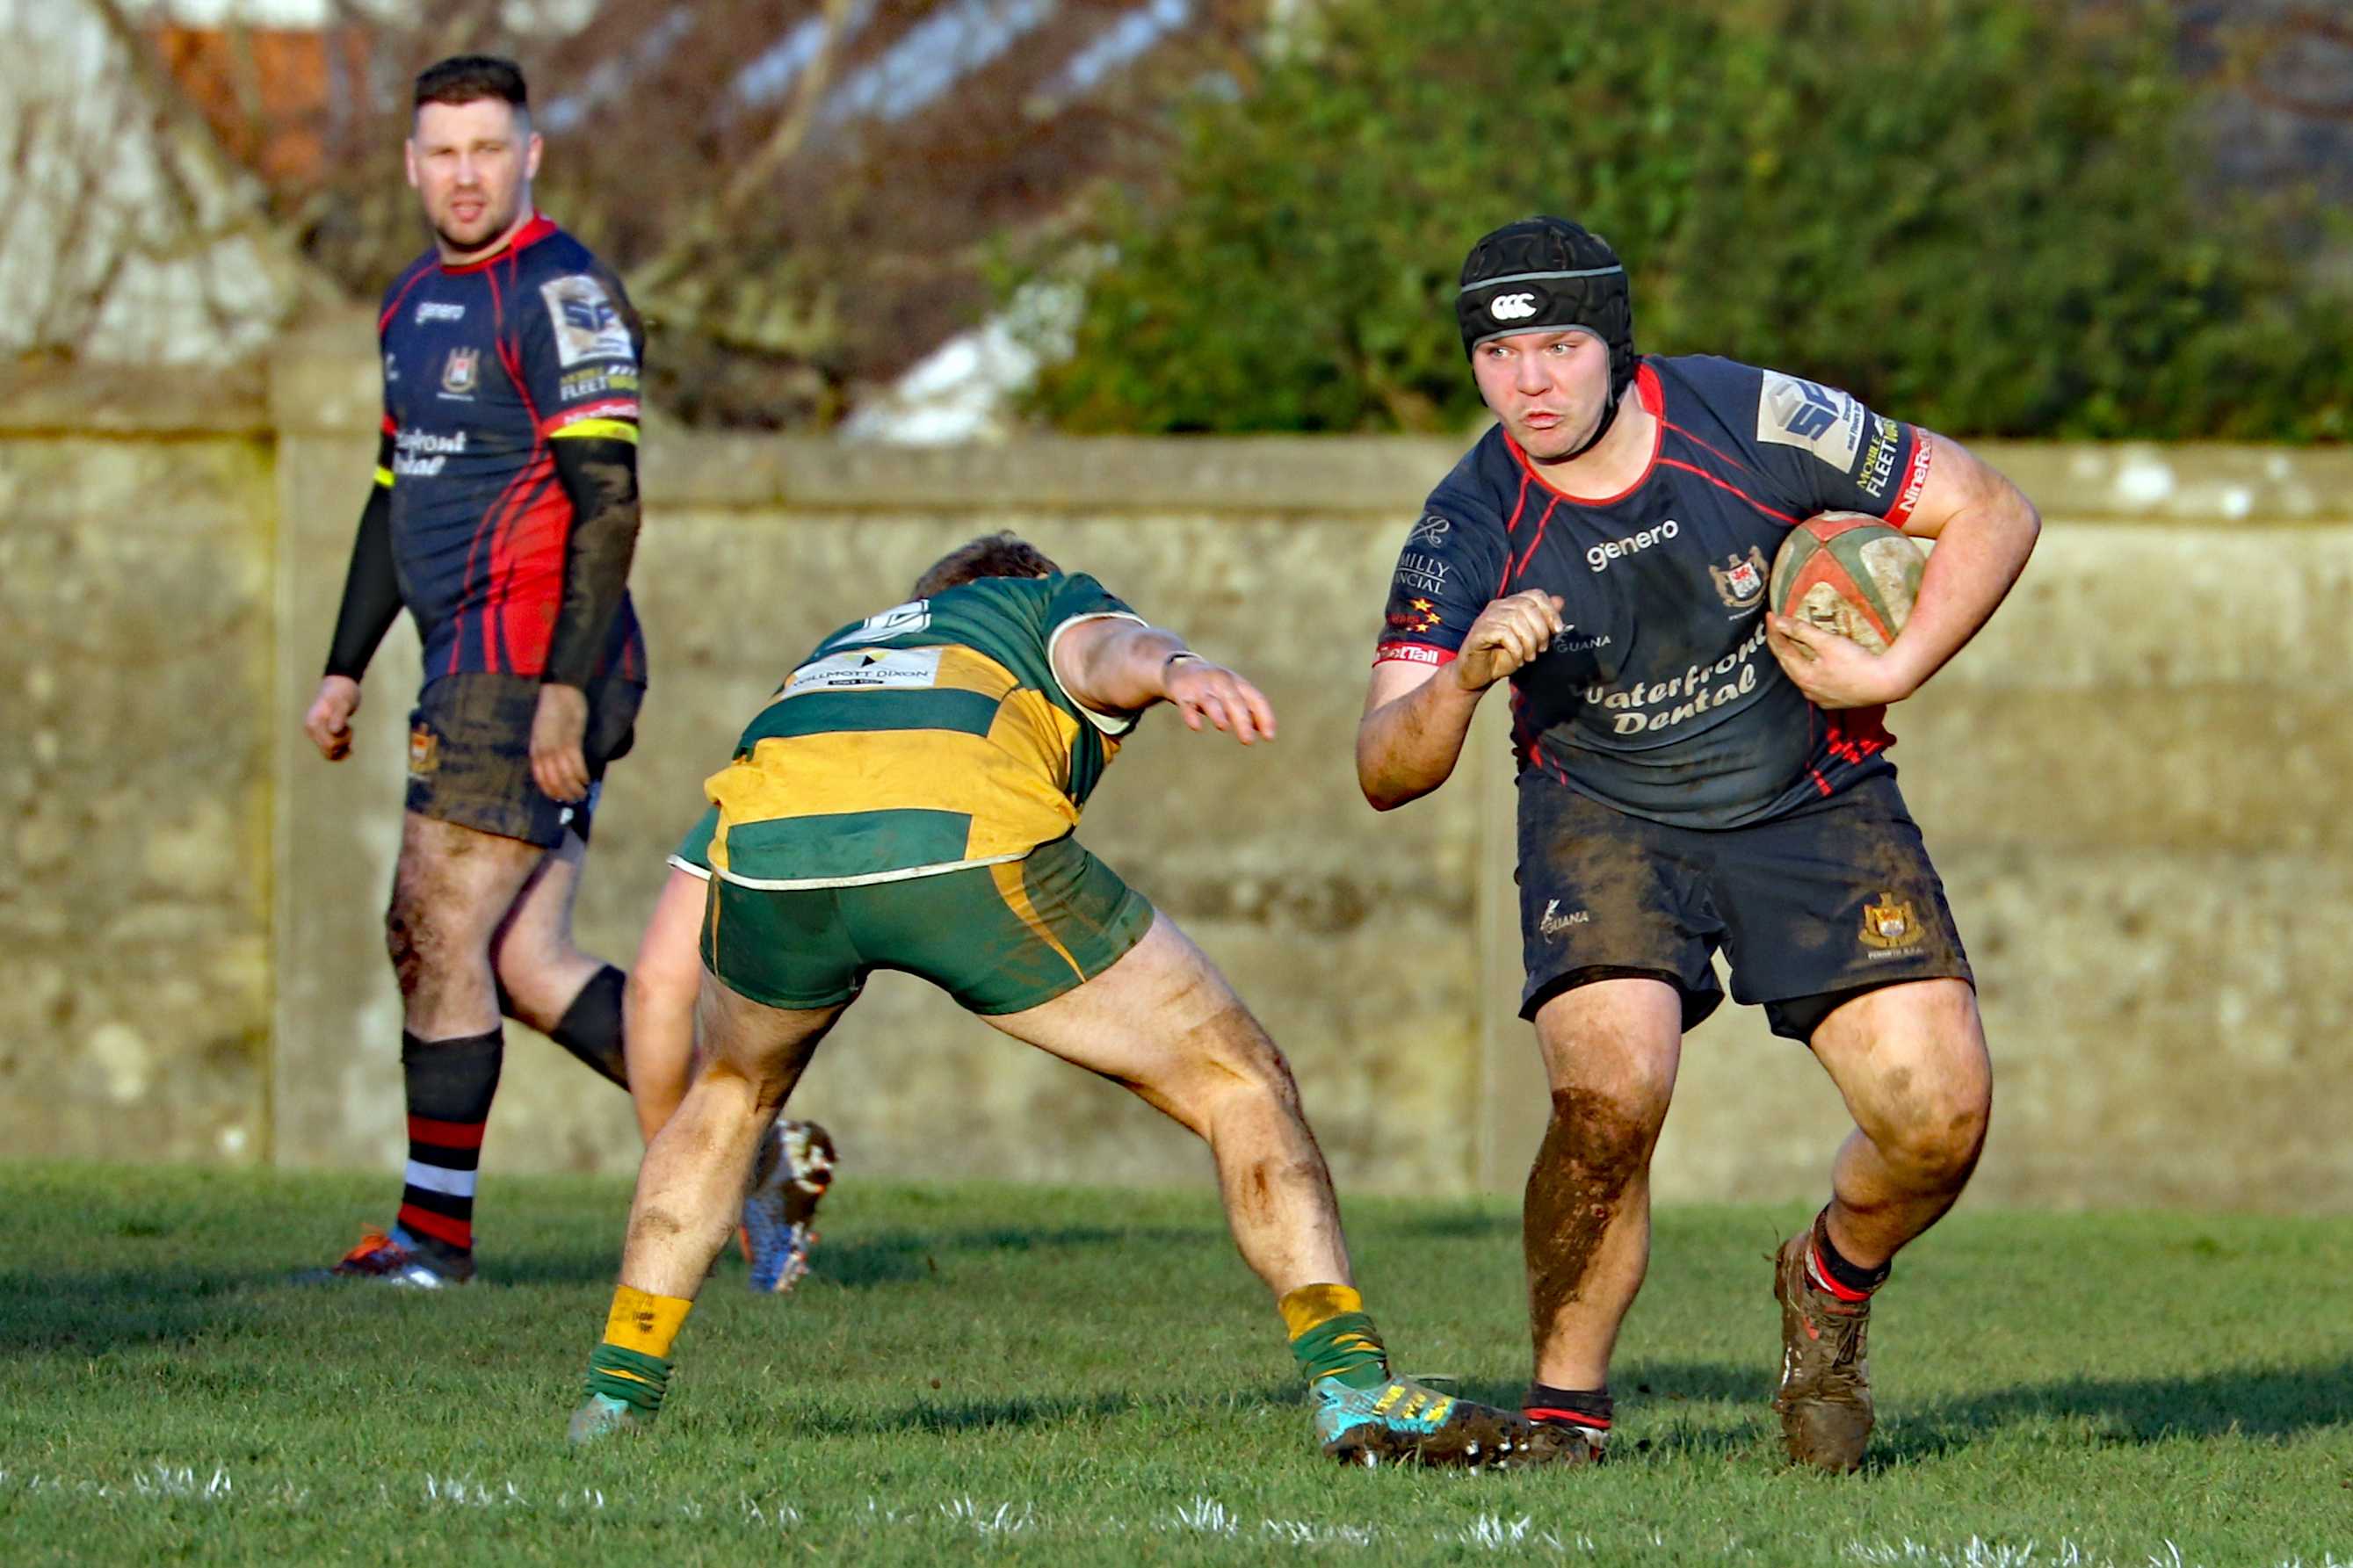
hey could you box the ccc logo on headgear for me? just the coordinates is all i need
[1489,292,1540,322]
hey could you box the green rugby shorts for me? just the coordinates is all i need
[699,833,1155,1016]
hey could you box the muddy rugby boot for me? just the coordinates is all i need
[740,1118,836,1294]
[293,1226,472,1289]
[1313,1374,1553,1470]
[1771,1230,1873,1471]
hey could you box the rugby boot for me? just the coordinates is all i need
[1312,1373,1553,1469]
[1771,1230,1873,1471]
[568,1393,650,1445]
[293,1225,473,1289]
[740,1118,837,1294]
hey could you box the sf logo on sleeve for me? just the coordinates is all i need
[540,276,635,367]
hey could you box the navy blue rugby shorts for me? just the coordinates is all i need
[404,671,641,848]
[1514,770,1972,1043]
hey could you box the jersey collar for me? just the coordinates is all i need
[438,210,558,275]
[1506,360,1663,508]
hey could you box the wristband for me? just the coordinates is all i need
[1162,650,1206,675]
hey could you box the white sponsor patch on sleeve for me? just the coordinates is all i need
[783,647,944,695]
[1757,370,1866,470]
[539,275,636,368]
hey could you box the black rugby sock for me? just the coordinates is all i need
[1807,1208,1892,1301]
[398,1028,503,1261]
[549,965,629,1089]
[1524,1382,1613,1434]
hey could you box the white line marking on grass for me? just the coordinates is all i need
[1449,1514,1568,1551]
[940,1497,1036,1535]
[7,1464,2346,1566]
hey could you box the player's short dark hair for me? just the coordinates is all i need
[909,532,1061,598]
[414,55,530,119]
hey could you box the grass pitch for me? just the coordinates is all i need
[1,1162,2348,1565]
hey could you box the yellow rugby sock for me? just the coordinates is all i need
[1278,1283,1365,1340]
[604,1283,693,1360]
[1281,1283,1390,1389]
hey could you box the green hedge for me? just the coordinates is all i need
[1017,0,2349,440]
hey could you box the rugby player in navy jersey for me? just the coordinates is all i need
[294,55,662,1288]
[1357,218,2041,1471]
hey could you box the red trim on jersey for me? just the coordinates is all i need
[1655,457,1802,526]
[1373,641,1457,668]
[1509,495,1561,586]
[377,262,436,336]
[491,459,569,675]
[1661,415,1754,476]
[380,414,398,437]
[407,1114,488,1150]
[1508,362,1665,507]
[1883,435,1935,530]
[437,210,558,275]
[1824,708,1891,766]
[543,399,641,434]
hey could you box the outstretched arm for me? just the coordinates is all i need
[1052,617,1277,744]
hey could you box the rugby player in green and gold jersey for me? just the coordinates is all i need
[569,533,1566,1469]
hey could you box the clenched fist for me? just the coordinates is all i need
[1453,591,1568,691]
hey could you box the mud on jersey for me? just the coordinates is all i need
[1376,356,1935,828]
[705,574,1145,888]
[378,213,647,683]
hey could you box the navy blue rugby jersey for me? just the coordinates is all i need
[1375,355,1936,829]
[377,212,647,684]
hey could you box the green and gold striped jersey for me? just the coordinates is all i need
[704,574,1144,888]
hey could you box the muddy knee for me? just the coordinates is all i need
[1877,1088,1988,1192]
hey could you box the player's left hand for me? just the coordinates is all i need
[1765,614,1916,709]
[1166,660,1278,745]
[531,682,592,800]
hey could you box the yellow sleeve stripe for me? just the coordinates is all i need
[373,466,395,488]
[549,418,640,444]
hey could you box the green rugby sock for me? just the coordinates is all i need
[1280,1284,1391,1391]
[585,1343,673,1415]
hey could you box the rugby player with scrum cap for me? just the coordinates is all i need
[1356,217,2041,1470]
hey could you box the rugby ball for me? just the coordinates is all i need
[1769,512,1924,655]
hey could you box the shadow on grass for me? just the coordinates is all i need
[799,1390,1144,1437]
[490,1223,1227,1290]
[1877,1359,2353,1463]
[1531,1358,2353,1465]
[0,1266,311,1355]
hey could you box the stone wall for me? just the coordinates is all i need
[0,366,276,1166]
[9,334,2353,1210]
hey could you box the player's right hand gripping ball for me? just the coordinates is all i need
[1769,512,1926,654]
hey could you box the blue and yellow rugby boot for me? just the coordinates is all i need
[740,1118,836,1294]
[1284,1283,1552,1469]
[1313,1371,1552,1469]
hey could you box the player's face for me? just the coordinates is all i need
[406,99,542,260]
[1472,329,1611,463]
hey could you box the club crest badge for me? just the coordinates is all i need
[439,347,480,397]
[408,723,439,779]
[1858,892,1922,950]
[1711,546,1768,611]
